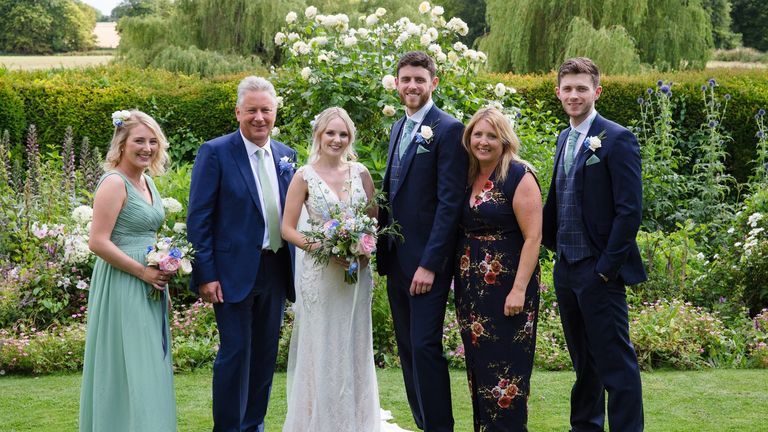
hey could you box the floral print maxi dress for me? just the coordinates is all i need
[455,162,540,432]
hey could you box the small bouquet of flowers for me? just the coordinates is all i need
[145,234,194,300]
[303,198,399,284]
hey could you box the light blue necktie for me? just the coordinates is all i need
[254,149,282,251]
[564,128,580,174]
[398,119,416,158]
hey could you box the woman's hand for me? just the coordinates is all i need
[141,266,175,291]
[504,288,525,316]
[331,255,369,270]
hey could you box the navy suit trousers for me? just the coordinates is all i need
[553,256,644,432]
[211,249,289,432]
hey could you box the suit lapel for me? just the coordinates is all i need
[392,106,439,197]
[230,133,264,218]
[553,128,570,176]
[574,114,605,194]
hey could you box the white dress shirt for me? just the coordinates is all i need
[241,132,282,250]
[569,109,599,158]
[402,99,435,142]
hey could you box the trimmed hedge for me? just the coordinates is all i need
[1,65,767,180]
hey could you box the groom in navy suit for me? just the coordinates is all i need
[187,76,295,432]
[543,57,646,431]
[377,51,468,432]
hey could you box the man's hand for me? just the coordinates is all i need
[410,266,435,296]
[200,281,224,304]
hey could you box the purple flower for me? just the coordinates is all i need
[647,88,653,95]
[708,120,718,128]
[758,108,766,117]
[758,131,765,139]
[724,94,731,101]
[637,97,645,105]
[708,78,716,87]
[701,85,707,91]
[657,80,664,87]
[719,296,726,303]
[660,84,671,95]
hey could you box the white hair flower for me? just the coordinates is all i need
[111,110,131,127]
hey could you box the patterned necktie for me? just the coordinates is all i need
[564,128,580,174]
[254,149,282,251]
[398,119,416,158]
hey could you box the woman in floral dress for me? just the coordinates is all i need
[454,107,542,431]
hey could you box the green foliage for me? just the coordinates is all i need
[438,0,487,47]
[712,47,768,63]
[0,0,96,54]
[480,0,712,73]
[0,324,86,374]
[111,0,173,20]
[149,46,264,78]
[730,0,768,51]
[702,0,742,49]
[563,17,643,75]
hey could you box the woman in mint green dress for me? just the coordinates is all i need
[80,110,177,431]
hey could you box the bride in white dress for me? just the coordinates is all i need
[281,107,410,432]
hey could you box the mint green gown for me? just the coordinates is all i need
[79,171,176,432]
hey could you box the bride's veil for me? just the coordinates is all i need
[285,203,310,402]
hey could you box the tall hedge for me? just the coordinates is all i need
[0,65,766,181]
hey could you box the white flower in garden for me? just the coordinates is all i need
[63,234,91,265]
[357,28,369,38]
[446,17,469,36]
[431,5,444,16]
[276,96,284,107]
[76,280,88,290]
[366,14,379,26]
[748,212,763,228]
[428,44,442,55]
[375,7,387,17]
[310,36,328,47]
[173,222,187,233]
[508,86,517,94]
[382,105,396,117]
[696,252,706,260]
[292,41,310,55]
[436,52,447,63]
[420,33,432,46]
[305,6,318,19]
[343,36,358,47]
[447,50,459,63]
[477,51,488,62]
[274,32,286,46]
[749,227,765,237]
[419,1,431,14]
[395,32,409,47]
[287,32,300,42]
[453,42,468,52]
[318,53,329,62]
[285,11,298,24]
[315,14,325,23]
[426,27,438,41]
[406,22,420,35]
[301,67,312,80]
[494,83,507,97]
[488,100,504,111]
[162,197,183,214]
[271,127,280,136]
[381,74,396,91]
[727,227,735,234]
[72,205,93,224]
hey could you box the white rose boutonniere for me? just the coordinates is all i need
[583,130,607,152]
[415,125,434,145]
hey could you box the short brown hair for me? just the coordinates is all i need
[557,57,600,88]
[396,51,436,78]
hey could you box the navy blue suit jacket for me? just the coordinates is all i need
[542,114,647,285]
[377,105,468,278]
[187,131,296,303]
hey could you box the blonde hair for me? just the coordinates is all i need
[104,110,169,176]
[308,107,357,163]
[463,107,531,184]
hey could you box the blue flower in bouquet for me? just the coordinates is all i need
[169,247,182,259]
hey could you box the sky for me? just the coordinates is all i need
[82,0,121,16]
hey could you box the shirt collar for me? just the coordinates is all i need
[406,99,434,126]
[241,131,273,159]
[571,109,598,135]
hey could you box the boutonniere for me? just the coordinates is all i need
[415,125,435,145]
[583,130,606,152]
[278,156,297,175]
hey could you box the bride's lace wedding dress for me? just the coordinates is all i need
[283,163,410,432]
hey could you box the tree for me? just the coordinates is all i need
[111,0,173,20]
[702,0,741,49]
[0,0,95,54]
[436,0,487,47]
[731,0,768,51]
[479,0,713,73]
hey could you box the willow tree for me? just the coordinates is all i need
[174,0,303,58]
[563,17,642,75]
[480,0,712,73]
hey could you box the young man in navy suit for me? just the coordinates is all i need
[187,76,296,432]
[542,57,647,431]
[377,51,468,432]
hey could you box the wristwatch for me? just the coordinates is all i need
[598,273,609,282]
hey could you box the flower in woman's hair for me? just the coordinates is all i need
[111,110,131,127]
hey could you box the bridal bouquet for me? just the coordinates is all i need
[145,235,193,300]
[303,198,399,284]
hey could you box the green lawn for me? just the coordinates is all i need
[1,368,767,431]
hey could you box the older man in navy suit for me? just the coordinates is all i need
[543,57,647,431]
[187,76,295,432]
[377,51,468,432]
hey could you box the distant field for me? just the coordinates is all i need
[706,60,768,69]
[0,55,113,70]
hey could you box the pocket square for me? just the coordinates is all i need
[417,144,430,154]
[586,154,601,166]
